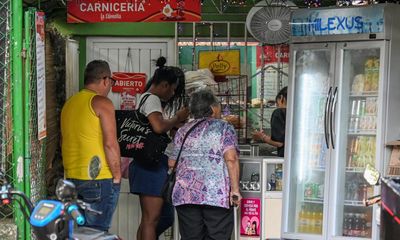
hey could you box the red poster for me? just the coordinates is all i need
[240,198,261,237]
[67,0,201,23]
[112,72,146,94]
[256,44,289,67]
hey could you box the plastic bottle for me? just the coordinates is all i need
[360,213,367,237]
[353,213,361,237]
[304,206,312,233]
[316,208,323,234]
[310,209,317,234]
[298,205,306,233]
[275,164,283,191]
[343,213,349,236]
[347,213,354,236]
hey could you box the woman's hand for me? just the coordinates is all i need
[230,191,242,206]
[176,107,189,122]
[168,159,177,173]
[252,130,270,143]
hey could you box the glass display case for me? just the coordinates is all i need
[239,157,284,240]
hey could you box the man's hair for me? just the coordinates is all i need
[276,86,288,102]
[189,88,219,119]
[84,60,111,85]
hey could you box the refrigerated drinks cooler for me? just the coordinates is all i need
[282,4,400,240]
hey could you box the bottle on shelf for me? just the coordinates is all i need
[275,164,283,191]
[353,213,361,237]
[315,207,323,234]
[310,208,317,234]
[347,213,355,236]
[343,213,349,236]
[304,206,312,233]
[297,205,306,233]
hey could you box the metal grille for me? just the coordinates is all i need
[26,9,46,205]
[0,0,17,237]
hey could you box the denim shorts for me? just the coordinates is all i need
[68,178,120,231]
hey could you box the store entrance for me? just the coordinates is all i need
[86,37,175,239]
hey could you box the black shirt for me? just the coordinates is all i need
[270,108,286,157]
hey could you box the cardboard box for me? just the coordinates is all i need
[386,140,400,176]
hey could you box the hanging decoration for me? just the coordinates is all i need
[304,0,322,7]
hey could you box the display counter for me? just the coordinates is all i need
[238,156,284,240]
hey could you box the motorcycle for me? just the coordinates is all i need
[363,164,400,240]
[0,170,119,240]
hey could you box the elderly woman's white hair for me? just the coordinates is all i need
[189,88,219,119]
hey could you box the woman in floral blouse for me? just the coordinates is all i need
[168,88,242,240]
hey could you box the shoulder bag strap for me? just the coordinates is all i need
[137,93,151,111]
[172,118,206,171]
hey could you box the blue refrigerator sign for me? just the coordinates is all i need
[291,6,384,36]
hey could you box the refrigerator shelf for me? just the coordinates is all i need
[344,200,370,207]
[349,92,378,97]
[347,131,376,136]
[303,198,324,204]
[345,167,366,173]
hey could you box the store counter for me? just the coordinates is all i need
[238,156,284,240]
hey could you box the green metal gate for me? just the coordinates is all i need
[0,2,47,239]
[0,0,17,238]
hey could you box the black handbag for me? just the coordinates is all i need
[161,119,206,204]
[116,94,171,169]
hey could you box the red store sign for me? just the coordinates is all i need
[256,44,289,67]
[112,72,147,94]
[67,0,201,23]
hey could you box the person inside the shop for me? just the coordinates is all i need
[61,60,121,232]
[253,86,287,157]
[129,57,189,240]
[169,88,242,240]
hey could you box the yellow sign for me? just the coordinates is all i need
[198,50,240,76]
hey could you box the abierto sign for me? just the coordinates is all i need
[111,72,147,94]
[67,0,201,23]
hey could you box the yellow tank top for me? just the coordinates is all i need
[61,89,112,180]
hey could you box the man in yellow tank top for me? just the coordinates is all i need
[61,60,121,232]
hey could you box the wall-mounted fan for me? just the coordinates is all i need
[246,1,296,45]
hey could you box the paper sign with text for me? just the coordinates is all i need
[112,72,146,95]
[240,198,261,237]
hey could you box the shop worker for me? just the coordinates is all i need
[61,60,121,232]
[253,86,287,157]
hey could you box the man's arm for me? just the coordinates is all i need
[92,95,121,183]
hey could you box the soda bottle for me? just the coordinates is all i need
[298,205,305,233]
[316,208,323,234]
[343,213,349,236]
[360,213,367,237]
[347,213,354,236]
[304,206,312,233]
[310,209,317,234]
[353,213,361,237]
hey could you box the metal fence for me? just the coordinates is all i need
[0,0,17,238]
[25,8,46,206]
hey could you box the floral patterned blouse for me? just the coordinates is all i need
[171,118,239,209]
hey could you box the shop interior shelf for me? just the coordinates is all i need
[310,167,326,172]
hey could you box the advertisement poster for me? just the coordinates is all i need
[36,12,47,140]
[240,198,261,237]
[67,0,201,23]
[198,50,240,76]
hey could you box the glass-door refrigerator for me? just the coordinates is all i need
[282,4,400,240]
